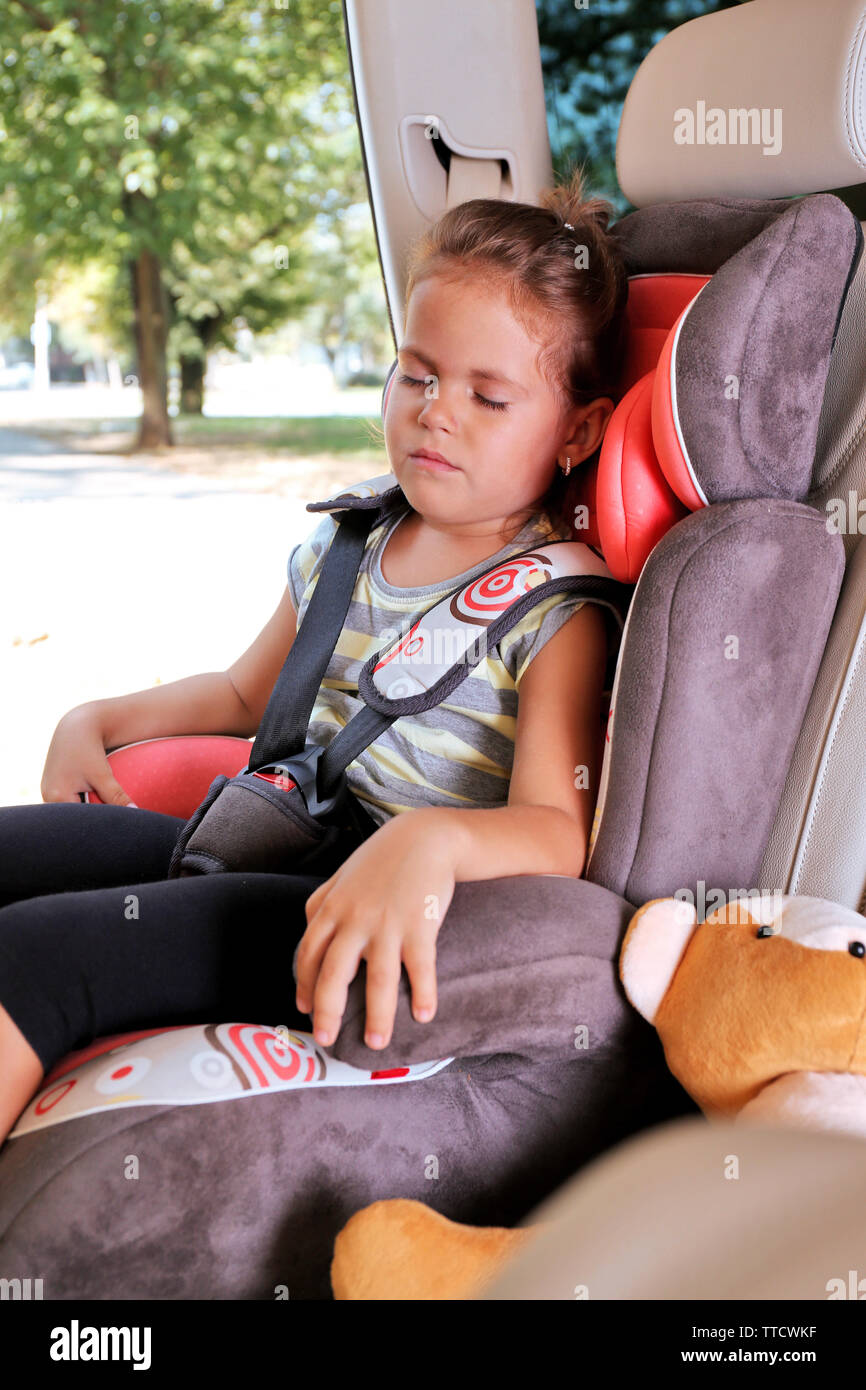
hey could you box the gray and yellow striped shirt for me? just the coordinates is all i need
[287,478,588,828]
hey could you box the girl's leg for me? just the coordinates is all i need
[0,1005,42,1142]
[0,802,186,1137]
[0,867,327,1144]
[0,802,185,909]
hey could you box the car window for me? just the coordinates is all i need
[536,0,778,216]
[532,0,847,220]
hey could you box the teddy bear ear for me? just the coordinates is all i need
[619,897,697,1024]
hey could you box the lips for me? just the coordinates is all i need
[410,450,458,472]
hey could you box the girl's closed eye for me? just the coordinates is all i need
[396,372,509,412]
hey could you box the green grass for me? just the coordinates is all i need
[20,413,388,462]
[170,414,386,455]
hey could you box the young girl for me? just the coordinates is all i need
[0,165,628,1145]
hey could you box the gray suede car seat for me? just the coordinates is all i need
[0,192,858,1301]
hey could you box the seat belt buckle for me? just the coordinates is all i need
[167,744,354,879]
[248,743,343,820]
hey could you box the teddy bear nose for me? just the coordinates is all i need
[849,940,866,958]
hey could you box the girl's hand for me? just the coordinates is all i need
[41,706,137,807]
[294,811,457,1051]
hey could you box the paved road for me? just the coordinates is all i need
[0,427,329,805]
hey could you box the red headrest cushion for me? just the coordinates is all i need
[595,274,711,581]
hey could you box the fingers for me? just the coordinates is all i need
[308,929,367,1048]
[294,871,346,1007]
[52,772,137,808]
[299,921,406,1051]
[362,934,404,1049]
[93,771,138,808]
[42,778,91,805]
[402,935,438,1023]
[296,878,440,1052]
[294,893,339,1015]
[302,878,332,920]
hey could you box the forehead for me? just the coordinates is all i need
[404,273,550,382]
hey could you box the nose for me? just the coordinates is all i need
[416,381,457,429]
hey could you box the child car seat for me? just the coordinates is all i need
[466,0,866,1305]
[0,191,857,1301]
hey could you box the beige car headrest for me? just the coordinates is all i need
[616,0,866,205]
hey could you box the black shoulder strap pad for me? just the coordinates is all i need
[306,473,406,519]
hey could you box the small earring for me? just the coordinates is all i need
[563,456,572,477]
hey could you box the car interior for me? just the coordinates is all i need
[1,0,866,1302]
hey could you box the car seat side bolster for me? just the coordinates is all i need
[585,498,846,907]
[321,873,642,1066]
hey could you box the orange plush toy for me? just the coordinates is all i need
[331,893,866,1300]
[331,1201,536,1302]
[619,893,866,1133]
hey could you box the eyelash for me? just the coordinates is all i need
[396,372,509,412]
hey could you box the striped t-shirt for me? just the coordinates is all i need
[287,476,590,828]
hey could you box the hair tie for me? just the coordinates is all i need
[563,222,574,230]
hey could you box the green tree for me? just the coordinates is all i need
[0,0,353,444]
[165,110,372,413]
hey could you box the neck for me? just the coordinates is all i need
[404,504,542,550]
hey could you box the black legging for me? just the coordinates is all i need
[0,803,332,1075]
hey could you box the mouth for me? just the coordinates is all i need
[409,449,459,473]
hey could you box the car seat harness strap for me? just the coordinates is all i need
[249,507,374,770]
[167,500,631,878]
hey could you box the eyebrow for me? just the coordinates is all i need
[399,345,527,396]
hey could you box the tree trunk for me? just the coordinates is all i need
[178,315,221,415]
[179,354,205,415]
[130,250,173,448]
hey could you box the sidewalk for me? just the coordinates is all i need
[0,426,378,805]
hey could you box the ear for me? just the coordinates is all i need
[562,397,616,461]
[619,897,698,1023]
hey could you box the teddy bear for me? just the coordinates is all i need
[330,892,866,1300]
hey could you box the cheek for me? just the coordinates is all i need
[490,415,555,464]
[383,402,403,452]
[385,393,413,432]
[384,398,419,466]
[491,427,560,496]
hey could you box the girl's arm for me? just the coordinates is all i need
[424,598,609,882]
[295,601,608,1049]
